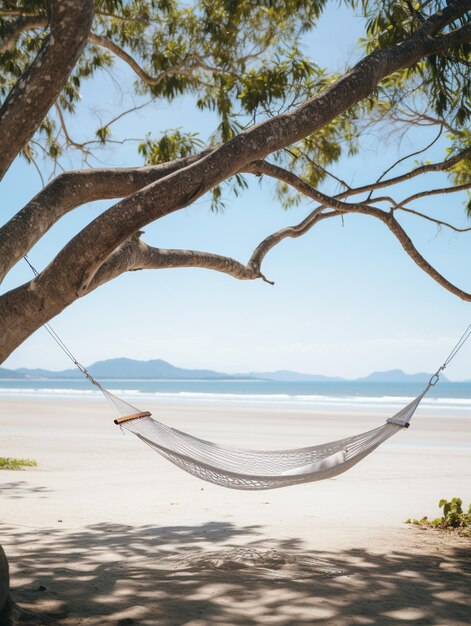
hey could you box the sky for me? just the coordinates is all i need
[1,3,470,380]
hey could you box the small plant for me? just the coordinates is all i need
[0,457,37,470]
[406,498,471,538]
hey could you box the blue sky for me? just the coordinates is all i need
[2,4,470,379]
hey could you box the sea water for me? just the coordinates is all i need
[0,378,470,414]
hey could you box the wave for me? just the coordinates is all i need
[0,386,470,413]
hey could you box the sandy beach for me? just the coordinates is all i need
[1,396,470,625]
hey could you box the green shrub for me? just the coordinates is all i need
[0,457,37,470]
[406,497,471,537]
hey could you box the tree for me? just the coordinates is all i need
[0,0,470,363]
[0,0,470,617]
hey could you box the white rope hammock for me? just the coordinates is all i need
[104,391,425,490]
[23,252,470,492]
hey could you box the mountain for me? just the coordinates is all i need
[356,369,449,383]
[0,367,27,379]
[243,369,448,383]
[14,357,245,380]
[243,370,344,382]
[14,367,67,378]
[1,361,459,382]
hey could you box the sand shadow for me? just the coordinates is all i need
[0,481,50,500]
[2,522,470,625]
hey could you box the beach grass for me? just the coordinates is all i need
[0,457,37,470]
[406,497,471,537]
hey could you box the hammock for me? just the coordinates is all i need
[105,389,424,490]
[33,288,471,491]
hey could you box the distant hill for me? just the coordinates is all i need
[13,357,245,380]
[0,361,460,382]
[0,367,27,379]
[356,369,449,383]
[242,370,344,382]
[244,369,450,383]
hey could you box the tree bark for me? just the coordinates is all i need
[0,546,9,621]
[0,0,94,181]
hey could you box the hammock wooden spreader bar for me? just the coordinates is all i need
[114,411,152,425]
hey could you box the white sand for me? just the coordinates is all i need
[1,397,470,625]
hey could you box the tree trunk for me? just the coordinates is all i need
[0,545,10,623]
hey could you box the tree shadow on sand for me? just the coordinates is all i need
[0,482,50,500]
[2,521,470,626]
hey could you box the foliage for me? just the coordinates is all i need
[406,497,471,538]
[0,0,471,216]
[273,111,360,208]
[138,129,205,164]
[0,457,37,470]
[0,1,325,165]
[0,1,469,213]
[446,130,471,216]
[358,0,471,125]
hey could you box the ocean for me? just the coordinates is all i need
[1,378,470,415]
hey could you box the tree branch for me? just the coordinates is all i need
[342,148,471,200]
[54,102,90,153]
[0,15,47,51]
[246,160,376,215]
[0,1,94,180]
[248,161,471,302]
[88,34,224,85]
[0,149,214,284]
[384,212,471,301]
[390,108,464,136]
[88,207,339,292]
[247,207,336,273]
[87,237,267,290]
[399,182,471,206]
[365,126,443,201]
[392,206,471,232]
[428,22,471,54]
[420,1,471,37]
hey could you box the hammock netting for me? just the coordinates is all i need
[104,386,424,490]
